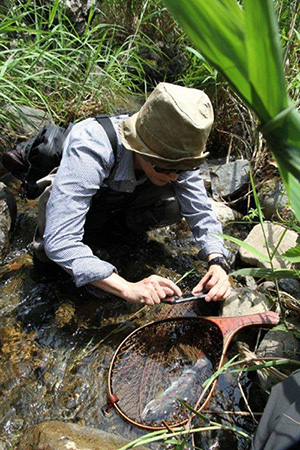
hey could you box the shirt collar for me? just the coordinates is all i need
[112,115,147,185]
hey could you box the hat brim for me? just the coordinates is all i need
[118,114,209,171]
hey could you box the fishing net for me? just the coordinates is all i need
[109,317,224,428]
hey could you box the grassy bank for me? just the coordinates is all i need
[0,1,298,159]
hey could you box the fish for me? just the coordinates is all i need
[141,354,211,423]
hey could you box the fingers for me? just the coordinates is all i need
[125,275,182,307]
[141,282,161,306]
[205,282,231,302]
[147,279,166,304]
[147,275,182,297]
[192,272,210,295]
[136,269,231,306]
[192,266,231,302]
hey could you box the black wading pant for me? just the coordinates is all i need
[251,369,300,450]
[84,179,182,242]
[33,178,182,275]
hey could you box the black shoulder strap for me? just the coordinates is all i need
[95,115,118,171]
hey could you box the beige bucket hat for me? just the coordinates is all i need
[118,82,214,170]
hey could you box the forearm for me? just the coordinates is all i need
[91,272,130,299]
[92,272,182,306]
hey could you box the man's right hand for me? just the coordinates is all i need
[123,275,182,306]
[92,273,182,306]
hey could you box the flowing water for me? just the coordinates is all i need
[0,177,256,449]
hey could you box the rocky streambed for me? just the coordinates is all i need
[0,111,299,450]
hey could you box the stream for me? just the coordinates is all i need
[0,176,257,450]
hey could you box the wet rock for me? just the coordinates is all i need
[278,278,300,299]
[211,199,242,225]
[0,182,17,227]
[55,301,76,327]
[4,105,52,137]
[0,322,44,384]
[16,421,147,450]
[0,254,33,313]
[0,182,17,258]
[256,330,300,390]
[259,180,291,220]
[210,160,250,199]
[240,221,299,269]
[0,203,10,258]
[220,287,275,317]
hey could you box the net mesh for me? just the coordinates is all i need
[110,317,224,427]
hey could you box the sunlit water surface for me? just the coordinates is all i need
[0,179,256,449]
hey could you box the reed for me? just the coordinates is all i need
[0,0,147,134]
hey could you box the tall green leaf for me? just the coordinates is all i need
[244,0,288,120]
[163,0,300,220]
[217,233,271,263]
[162,0,251,104]
[49,0,59,27]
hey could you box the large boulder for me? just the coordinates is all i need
[239,221,299,269]
[220,287,275,317]
[63,0,100,34]
[211,199,242,225]
[255,330,300,390]
[210,160,250,199]
[1,105,53,177]
[4,105,52,137]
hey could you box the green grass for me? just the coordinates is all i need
[0,1,149,132]
[1,0,298,167]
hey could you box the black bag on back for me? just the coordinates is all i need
[22,124,71,199]
[23,124,69,180]
[2,115,118,199]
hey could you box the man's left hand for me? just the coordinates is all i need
[192,265,231,301]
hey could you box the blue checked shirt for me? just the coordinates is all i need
[44,115,230,288]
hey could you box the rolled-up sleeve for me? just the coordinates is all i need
[173,170,231,260]
[44,119,117,287]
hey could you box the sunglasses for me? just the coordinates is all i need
[153,165,200,174]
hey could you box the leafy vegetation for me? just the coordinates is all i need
[163,0,300,223]
[0,0,151,133]
[0,0,299,448]
[220,172,300,299]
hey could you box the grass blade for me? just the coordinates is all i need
[216,233,271,263]
[231,268,300,280]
